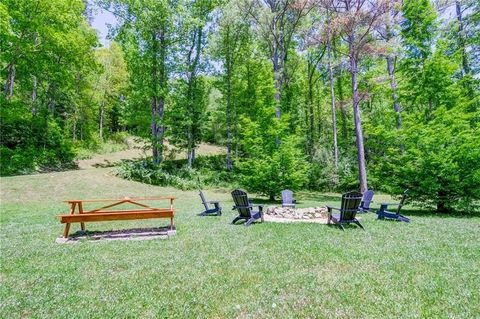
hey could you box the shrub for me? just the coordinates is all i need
[371,105,480,212]
[238,134,309,200]
[0,106,76,176]
[116,155,233,190]
[307,145,359,192]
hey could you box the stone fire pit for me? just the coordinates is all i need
[264,206,329,223]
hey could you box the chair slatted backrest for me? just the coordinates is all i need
[340,191,363,221]
[397,190,408,214]
[361,190,374,210]
[231,189,252,218]
[281,189,294,205]
[199,191,209,210]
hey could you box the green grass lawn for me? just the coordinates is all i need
[1,168,479,318]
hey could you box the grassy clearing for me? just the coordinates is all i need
[75,139,133,160]
[1,168,479,318]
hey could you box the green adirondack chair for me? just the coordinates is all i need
[231,189,263,226]
[377,190,410,223]
[327,191,364,230]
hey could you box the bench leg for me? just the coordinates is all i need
[80,222,85,231]
[63,223,71,238]
[170,217,174,230]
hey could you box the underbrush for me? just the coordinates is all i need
[75,133,132,160]
[116,155,235,190]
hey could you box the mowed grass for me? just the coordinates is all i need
[1,168,479,318]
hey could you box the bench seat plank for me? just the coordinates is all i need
[59,210,174,223]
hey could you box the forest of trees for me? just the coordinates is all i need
[1,0,479,212]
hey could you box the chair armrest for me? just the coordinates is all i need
[381,202,401,207]
[207,201,219,204]
[326,206,341,212]
[232,205,253,210]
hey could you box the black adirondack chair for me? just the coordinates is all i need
[327,191,364,230]
[281,189,296,208]
[377,190,410,223]
[231,189,264,226]
[359,190,374,213]
[198,190,222,216]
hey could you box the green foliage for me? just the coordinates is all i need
[168,76,210,154]
[74,132,131,160]
[238,118,309,199]
[94,42,129,142]
[0,101,76,176]
[400,0,437,63]
[116,155,232,190]
[0,0,103,175]
[308,145,358,192]
[371,104,480,212]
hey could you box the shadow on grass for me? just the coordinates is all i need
[91,160,123,168]
[396,208,480,219]
[66,226,175,242]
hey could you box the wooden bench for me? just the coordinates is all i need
[58,197,176,238]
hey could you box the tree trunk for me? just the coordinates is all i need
[187,148,195,168]
[349,39,368,193]
[99,102,104,143]
[436,190,448,213]
[307,58,315,159]
[225,28,233,172]
[327,44,339,171]
[186,27,203,168]
[386,55,402,129]
[151,29,166,165]
[31,75,37,116]
[73,118,77,141]
[4,62,15,99]
[151,95,165,165]
[336,68,348,142]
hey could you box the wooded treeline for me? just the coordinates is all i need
[1,0,479,211]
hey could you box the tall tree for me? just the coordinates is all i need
[400,0,437,119]
[105,0,176,164]
[182,0,218,167]
[246,0,312,120]
[211,0,251,171]
[378,7,403,129]
[1,0,99,175]
[94,42,128,143]
[321,0,397,192]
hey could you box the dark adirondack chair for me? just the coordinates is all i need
[377,190,410,223]
[231,189,264,226]
[281,189,296,208]
[198,190,222,216]
[327,191,364,230]
[359,190,374,213]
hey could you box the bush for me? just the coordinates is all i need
[116,155,233,190]
[0,106,76,176]
[371,105,480,212]
[307,145,359,192]
[238,134,309,200]
[75,134,132,160]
